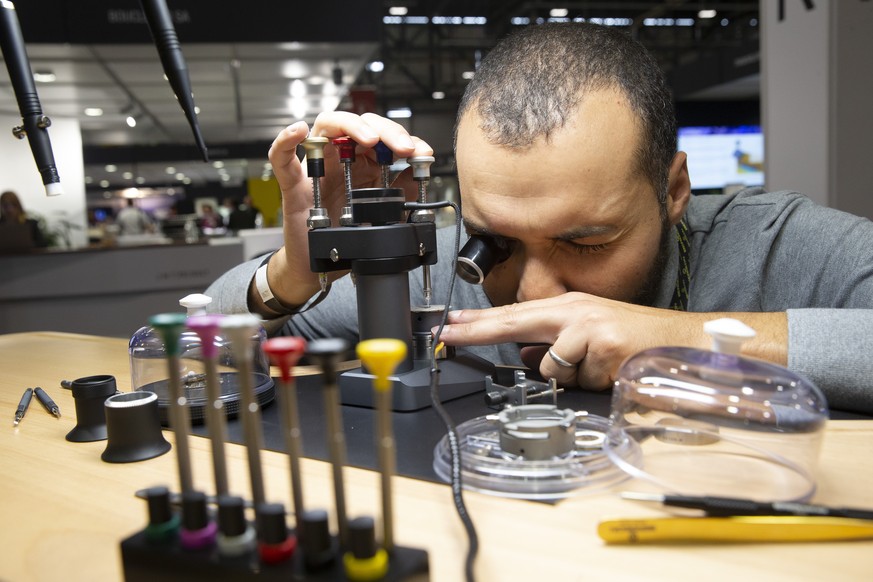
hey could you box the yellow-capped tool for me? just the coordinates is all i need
[598,515,873,544]
[357,338,407,391]
[356,338,407,560]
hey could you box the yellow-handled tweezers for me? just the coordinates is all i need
[598,516,873,544]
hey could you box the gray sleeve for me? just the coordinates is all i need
[203,253,361,341]
[788,309,873,415]
[763,197,873,414]
[690,190,873,413]
[204,257,260,315]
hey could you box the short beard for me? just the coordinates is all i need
[630,215,672,307]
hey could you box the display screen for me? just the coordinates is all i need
[679,125,764,191]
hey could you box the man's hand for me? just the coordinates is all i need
[250,112,433,316]
[435,293,788,390]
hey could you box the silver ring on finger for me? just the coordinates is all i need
[548,346,577,368]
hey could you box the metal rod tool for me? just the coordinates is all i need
[150,313,195,494]
[356,338,408,552]
[221,314,267,507]
[186,314,230,497]
[306,338,352,547]
[263,336,308,538]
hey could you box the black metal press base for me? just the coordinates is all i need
[339,353,494,411]
[120,530,429,582]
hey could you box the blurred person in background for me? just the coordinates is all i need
[0,190,50,248]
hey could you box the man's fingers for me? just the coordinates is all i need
[310,111,381,146]
[268,121,309,190]
[439,303,570,346]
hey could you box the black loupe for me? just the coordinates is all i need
[456,235,511,285]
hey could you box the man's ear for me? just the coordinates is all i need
[665,151,692,226]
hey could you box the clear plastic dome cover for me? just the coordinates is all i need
[607,344,829,501]
[129,295,274,424]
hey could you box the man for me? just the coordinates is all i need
[227,195,262,232]
[116,198,155,235]
[206,23,873,413]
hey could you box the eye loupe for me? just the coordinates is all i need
[456,235,511,285]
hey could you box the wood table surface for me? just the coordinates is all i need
[1,332,872,582]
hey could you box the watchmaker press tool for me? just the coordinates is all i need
[119,316,429,581]
[304,137,494,411]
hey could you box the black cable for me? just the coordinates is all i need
[406,200,478,582]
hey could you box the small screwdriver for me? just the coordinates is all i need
[34,387,61,419]
[13,388,33,426]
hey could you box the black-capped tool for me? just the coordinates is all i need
[621,491,873,521]
[34,387,61,418]
[13,387,33,426]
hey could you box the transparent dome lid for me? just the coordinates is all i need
[606,318,828,502]
[129,294,274,425]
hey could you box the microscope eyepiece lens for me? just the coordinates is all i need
[456,235,510,285]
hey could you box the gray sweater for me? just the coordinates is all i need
[206,188,873,414]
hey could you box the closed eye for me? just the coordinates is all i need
[564,241,609,255]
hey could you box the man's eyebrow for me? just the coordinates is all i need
[463,219,496,236]
[463,220,617,239]
[555,225,618,240]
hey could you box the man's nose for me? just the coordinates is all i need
[516,255,567,302]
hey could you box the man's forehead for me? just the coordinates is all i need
[457,86,640,149]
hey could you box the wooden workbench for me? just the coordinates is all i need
[1,332,871,581]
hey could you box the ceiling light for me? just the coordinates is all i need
[84,176,93,184]
[264,162,272,169]
[461,71,475,80]
[289,98,308,119]
[282,60,307,79]
[321,96,340,111]
[165,166,176,174]
[550,8,569,18]
[432,91,445,100]
[99,180,110,188]
[182,177,192,185]
[698,9,717,18]
[366,61,385,73]
[84,108,104,117]
[387,107,412,119]
[309,75,326,85]
[33,70,56,83]
[212,160,225,169]
[175,173,185,180]
[290,79,307,98]
[135,176,146,184]
[322,80,338,96]
[389,6,408,16]
[220,174,231,182]
[126,115,137,128]
[105,164,118,172]
[122,171,133,179]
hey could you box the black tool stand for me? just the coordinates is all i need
[309,188,493,411]
[120,528,429,581]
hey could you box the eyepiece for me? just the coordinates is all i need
[456,235,511,285]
